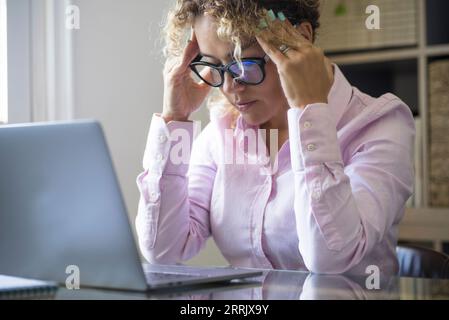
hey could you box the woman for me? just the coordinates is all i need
[136,0,415,276]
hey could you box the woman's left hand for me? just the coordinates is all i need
[256,18,334,110]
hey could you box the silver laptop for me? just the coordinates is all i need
[0,120,262,291]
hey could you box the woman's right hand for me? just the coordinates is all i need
[161,29,212,122]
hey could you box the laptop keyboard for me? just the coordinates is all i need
[144,272,201,283]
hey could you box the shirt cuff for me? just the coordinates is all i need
[287,103,343,172]
[143,114,196,176]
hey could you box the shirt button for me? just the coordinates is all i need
[158,134,167,143]
[304,121,312,129]
[307,143,316,152]
[312,191,320,200]
[149,192,160,203]
[155,153,164,161]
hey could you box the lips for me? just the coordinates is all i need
[236,100,257,112]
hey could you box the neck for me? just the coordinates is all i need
[260,106,289,132]
[259,105,290,156]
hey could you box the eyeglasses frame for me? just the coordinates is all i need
[189,54,271,87]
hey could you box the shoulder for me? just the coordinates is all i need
[337,88,416,166]
[345,89,415,143]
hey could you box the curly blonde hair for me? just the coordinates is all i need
[161,0,321,123]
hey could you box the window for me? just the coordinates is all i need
[0,0,8,124]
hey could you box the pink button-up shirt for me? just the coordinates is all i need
[136,65,415,275]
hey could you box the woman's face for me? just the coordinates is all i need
[193,15,289,128]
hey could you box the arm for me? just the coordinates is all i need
[136,114,216,264]
[288,101,415,274]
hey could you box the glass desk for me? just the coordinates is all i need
[53,267,449,300]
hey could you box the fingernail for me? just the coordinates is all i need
[267,9,276,22]
[258,18,268,29]
[277,11,286,21]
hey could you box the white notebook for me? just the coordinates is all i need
[0,275,58,299]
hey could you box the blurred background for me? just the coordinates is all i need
[1,0,448,266]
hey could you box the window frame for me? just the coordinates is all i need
[0,0,8,124]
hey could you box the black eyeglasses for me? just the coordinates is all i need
[189,54,270,87]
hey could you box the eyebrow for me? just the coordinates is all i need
[200,42,256,60]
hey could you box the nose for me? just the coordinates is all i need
[222,72,245,94]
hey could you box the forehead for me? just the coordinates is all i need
[193,15,259,60]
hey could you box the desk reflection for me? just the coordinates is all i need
[180,270,400,300]
[54,268,449,300]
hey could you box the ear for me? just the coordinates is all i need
[296,22,314,43]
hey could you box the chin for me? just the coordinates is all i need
[241,113,269,127]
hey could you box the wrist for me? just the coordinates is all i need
[161,112,189,123]
[290,98,328,110]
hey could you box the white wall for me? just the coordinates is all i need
[6,0,31,123]
[70,0,226,266]
[0,0,8,123]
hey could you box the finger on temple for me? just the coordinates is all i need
[284,20,310,44]
[255,35,286,65]
[275,19,308,48]
[260,18,299,50]
[181,29,200,67]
